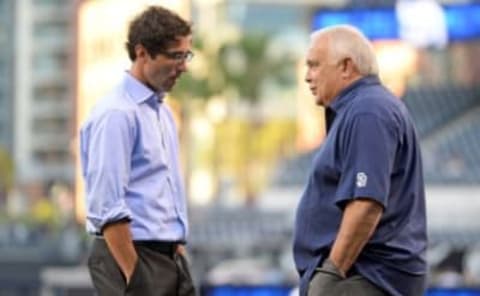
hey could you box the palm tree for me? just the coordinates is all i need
[218,33,296,203]
[171,31,297,204]
[0,147,14,205]
[219,33,294,105]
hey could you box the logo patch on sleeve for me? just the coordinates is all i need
[356,172,367,188]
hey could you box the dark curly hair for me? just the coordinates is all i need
[126,6,192,61]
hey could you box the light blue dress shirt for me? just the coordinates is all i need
[79,72,188,242]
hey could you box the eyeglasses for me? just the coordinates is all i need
[160,50,194,63]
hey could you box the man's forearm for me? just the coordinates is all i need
[103,221,138,283]
[329,198,383,277]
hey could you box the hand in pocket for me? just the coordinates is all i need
[175,253,196,296]
[308,259,344,296]
[125,258,144,293]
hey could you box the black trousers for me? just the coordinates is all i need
[88,238,196,296]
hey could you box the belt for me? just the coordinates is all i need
[133,240,180,257]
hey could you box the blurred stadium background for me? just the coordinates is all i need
[0,0,479,295]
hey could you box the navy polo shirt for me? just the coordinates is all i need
[293,75,427,296]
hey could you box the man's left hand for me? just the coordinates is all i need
[176,245,187,256]
[325,258,347,278]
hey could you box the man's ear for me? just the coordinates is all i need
[341,58,357,79]
[134,44,147,61]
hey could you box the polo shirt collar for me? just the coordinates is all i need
[325,75,380,133]
[328,74,380,114]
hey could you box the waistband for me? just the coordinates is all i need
[93,237,182,258]
[133,240,181,258]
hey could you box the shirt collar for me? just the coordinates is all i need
[123,71,165,105]
[325,75,380,133]
[328,74,380,114]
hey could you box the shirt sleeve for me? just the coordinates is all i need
[334,113,398,209]
[81,109,136,233]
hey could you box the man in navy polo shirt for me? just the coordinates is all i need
[293,25,427,296]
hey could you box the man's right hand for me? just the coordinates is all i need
[102,221,138,285]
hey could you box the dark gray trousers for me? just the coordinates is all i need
[308,260,387,296]
[88,239,196,296]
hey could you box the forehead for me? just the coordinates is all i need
[307,34,328,59]
[166,35,192,51]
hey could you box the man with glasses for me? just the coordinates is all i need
[80,6,195,296]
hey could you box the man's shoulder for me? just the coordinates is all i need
[341,86,411,136]
[350,85,404,118]
[101,80,139,109]
[103,92,138,113]
[82,86,138,129]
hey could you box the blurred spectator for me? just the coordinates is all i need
[464,245,480,285]
[28,182,58,232]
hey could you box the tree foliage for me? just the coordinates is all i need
[0,147,14,192]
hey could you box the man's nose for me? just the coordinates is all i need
[177,60,188,73]
[305,72,311,83]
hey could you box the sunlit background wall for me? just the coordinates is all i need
[0,0,479,295]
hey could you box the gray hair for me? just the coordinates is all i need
[313,25,379,75]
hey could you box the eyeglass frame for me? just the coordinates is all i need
[159,50,194,62]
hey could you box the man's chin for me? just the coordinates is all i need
[315,98,325,106]
[161,86,172,92]
[162,81,176,92]
[147,79,176,93]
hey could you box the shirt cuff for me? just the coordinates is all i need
[334,190,387,210]
[87,200,132,234]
